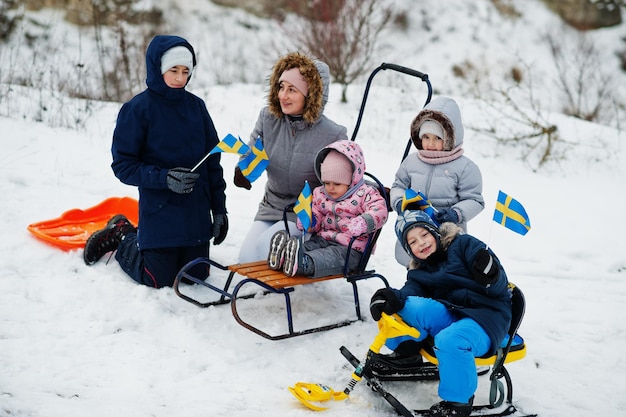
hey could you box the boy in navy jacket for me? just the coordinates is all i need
[84,35,227,288]
[369,210,511,417]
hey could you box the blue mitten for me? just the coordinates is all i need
[435,208,459,224]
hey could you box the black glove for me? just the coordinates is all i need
[435,208,459,224]
[471,248,499,286]
[211,213,228,245]
[167,167,199,194]
[369,288,404,321]
[233,166,252,190]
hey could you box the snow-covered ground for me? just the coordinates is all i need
[1,1,625,416]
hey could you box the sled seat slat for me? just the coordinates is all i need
[228,260,342,289]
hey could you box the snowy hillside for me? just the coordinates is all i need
[1,1,625,417]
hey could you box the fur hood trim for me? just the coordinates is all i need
[268,52,327,124]
[408,222,463,270]
[410,96,464,151]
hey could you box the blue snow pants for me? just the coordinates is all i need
[388,296,491,404]
[115,232,209,288]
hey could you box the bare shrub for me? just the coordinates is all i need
[89,0,163,102]
[277,0,393,103]
[462,62,566,171]
[545,29,617,124]
[0,0,21,41]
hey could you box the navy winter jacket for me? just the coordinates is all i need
[396,225,512,355]
[111,35,226,250]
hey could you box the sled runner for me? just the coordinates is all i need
[27,196,138,251]
[173,172,391,340]
[289,284,534,417]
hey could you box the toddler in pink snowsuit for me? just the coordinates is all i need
[268,141,388,277]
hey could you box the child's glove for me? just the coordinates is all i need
[233,166,251,190]
[167,167,199,194]
[435,208,459,224]
[346,216,368,236]
[471,248,499,286]
[211,213,229,245]
[369,288,404,321]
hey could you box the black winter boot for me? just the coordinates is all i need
[84,215,135,265]
[368,340,425,376]
[427,396,474,417]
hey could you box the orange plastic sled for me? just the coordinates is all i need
[27,196,139,251]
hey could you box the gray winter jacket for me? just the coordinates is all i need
[245,53,348,222]
[390,97,483,231]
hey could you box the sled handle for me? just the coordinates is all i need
[350,63,432,142]
[380,63,429,81]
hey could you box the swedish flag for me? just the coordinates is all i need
[238,137,269,182]
[209,133,250,155]
[294,181,313,232]
[493,190,531,235]
[402,189,438,224]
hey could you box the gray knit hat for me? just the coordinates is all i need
[418,120,445,139]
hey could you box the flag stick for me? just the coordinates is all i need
[484,217,495,251]
[191,150,214,172]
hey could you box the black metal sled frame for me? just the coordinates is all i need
[230,265,389,340]
[174,257,390,341]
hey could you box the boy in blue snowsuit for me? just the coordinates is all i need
[369,210,511,417]
[83,35,228,288]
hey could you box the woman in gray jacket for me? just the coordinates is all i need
[390,97,484,267]
[235,52,348,263]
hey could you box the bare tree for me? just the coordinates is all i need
[459,61,566,171]
[546,29,616,124]
[278,0,392,103]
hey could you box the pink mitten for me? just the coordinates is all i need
[347,216,368,236]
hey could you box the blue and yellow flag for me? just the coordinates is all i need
[493,190,531,235]
[402,189,438,224]
[238,137,269,182]
[209,133,250,155]
[294,181,313,233]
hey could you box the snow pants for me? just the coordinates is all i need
[390,296,491,404]
[302,235,361,278]
[115,232,209,288]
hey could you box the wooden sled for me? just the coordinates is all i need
[174,257,390,340]
[174,173,391,340]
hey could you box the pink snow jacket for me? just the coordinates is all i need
[303,141,388,253]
